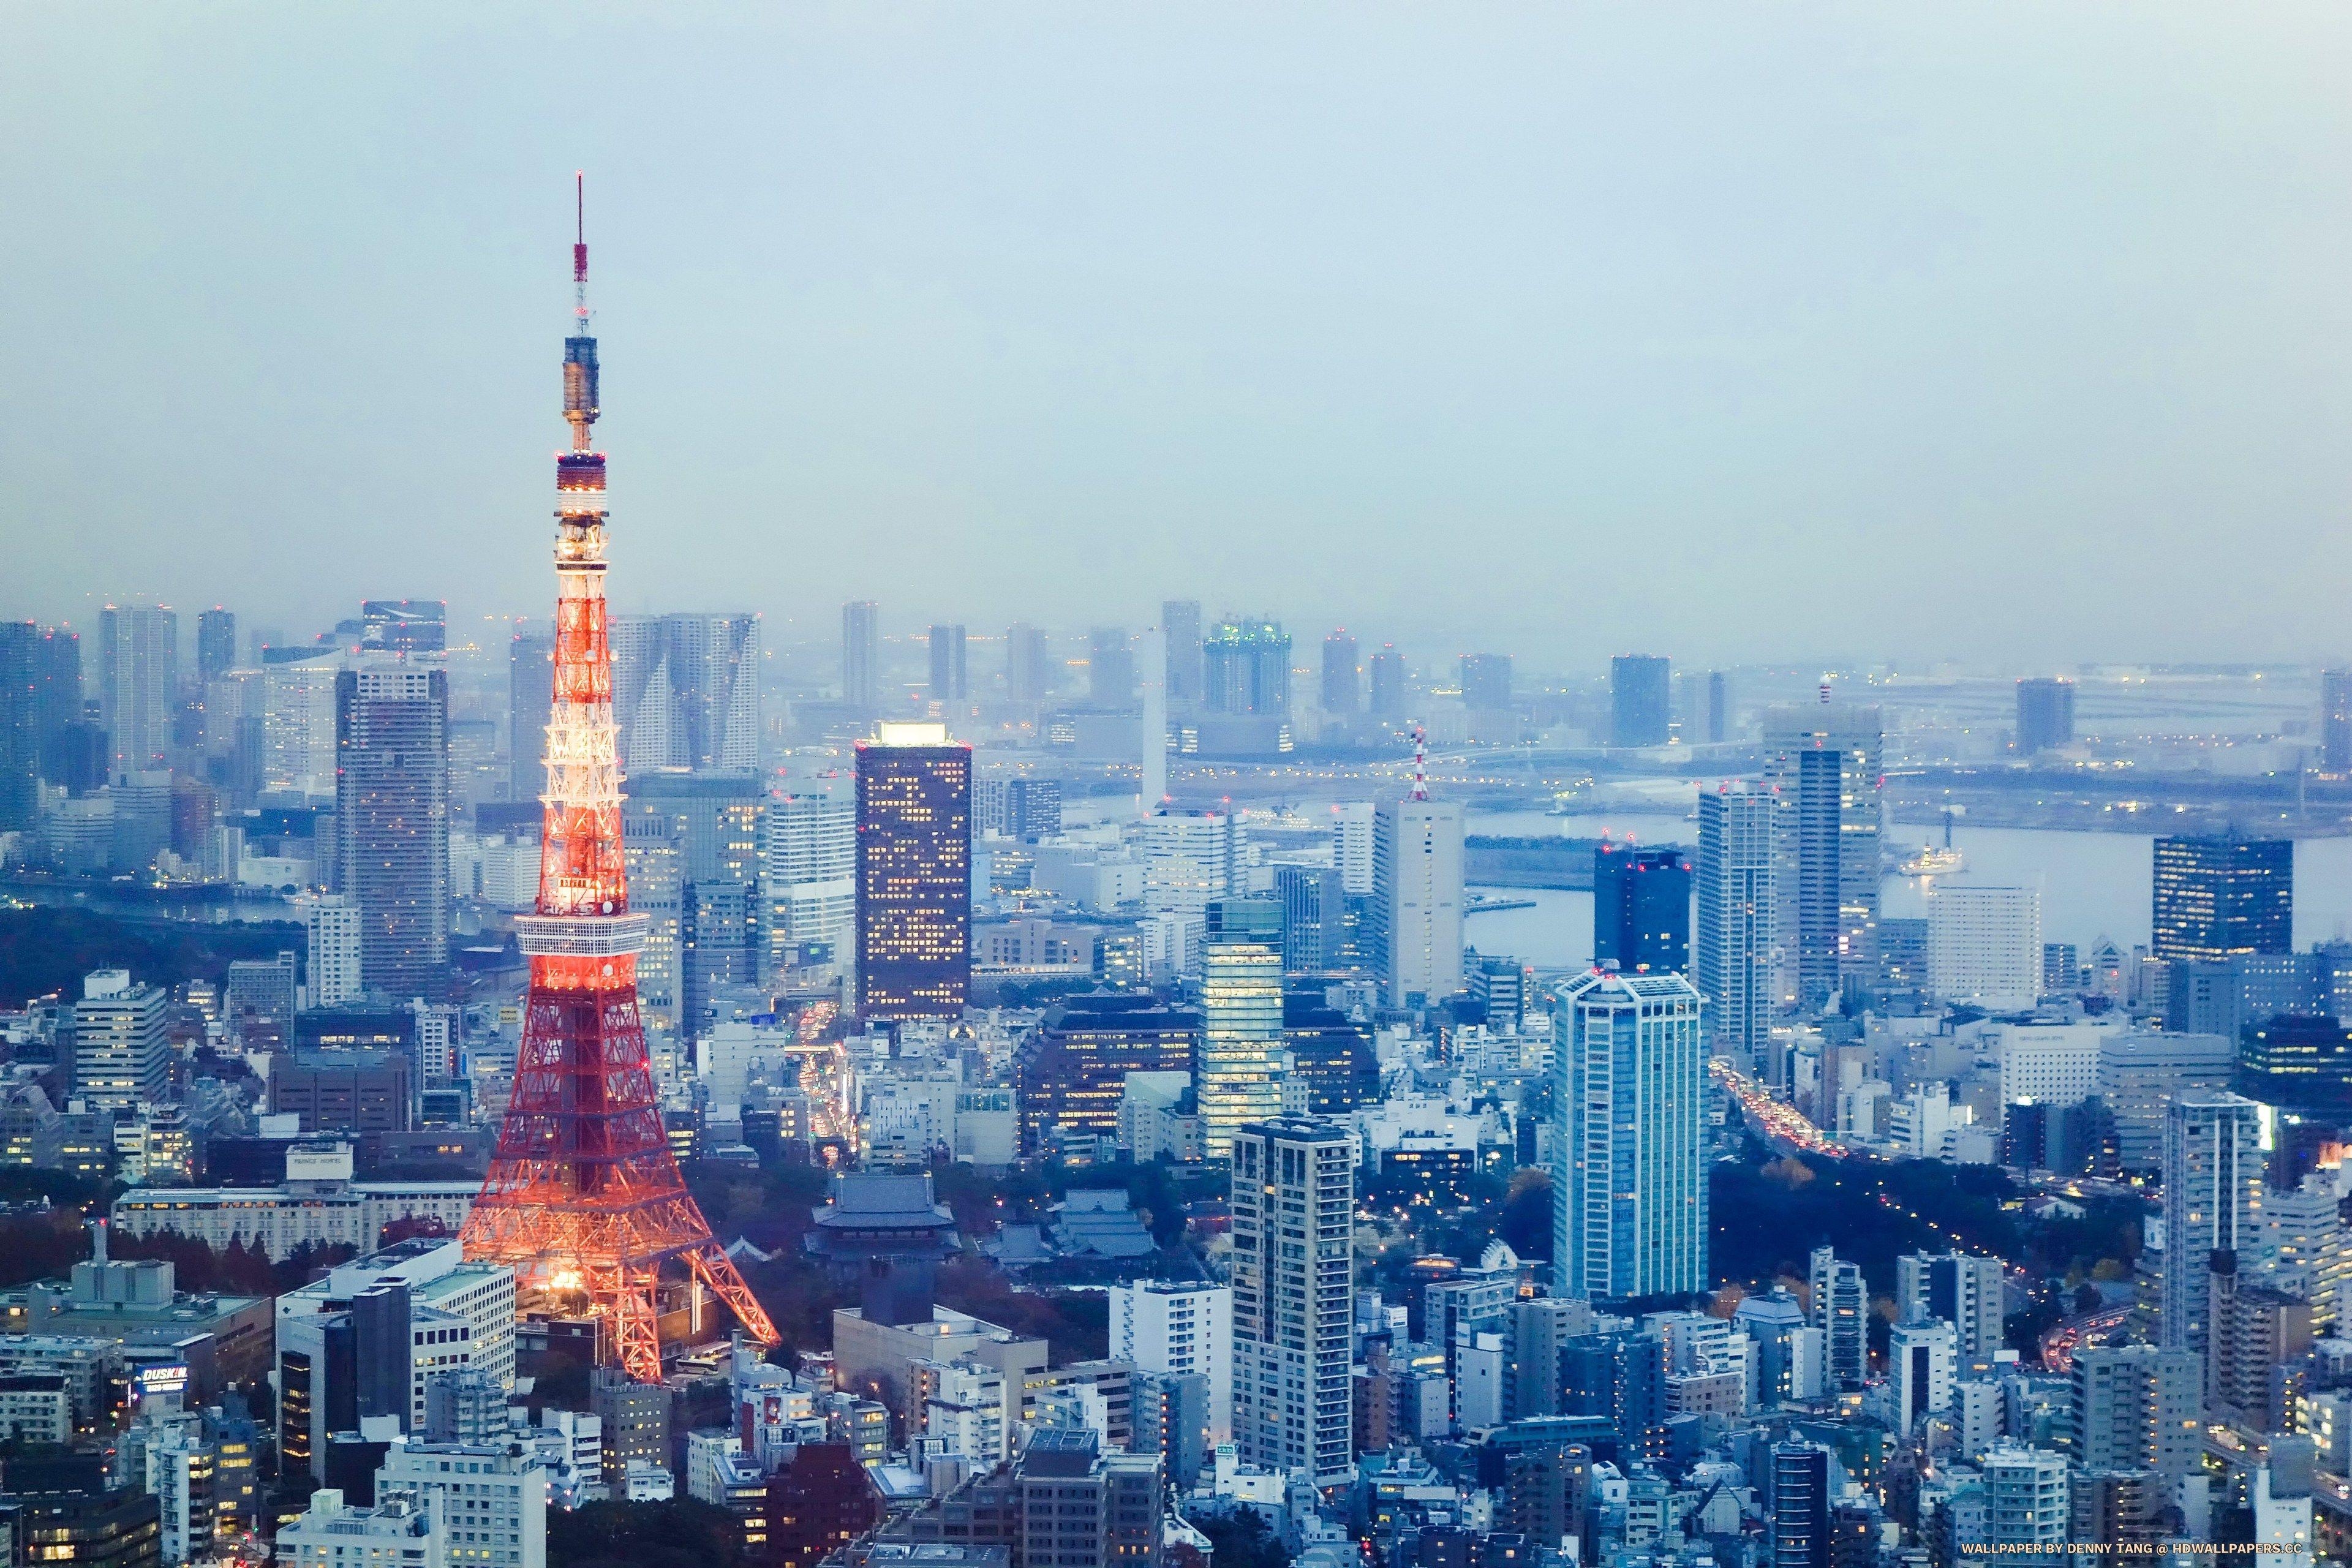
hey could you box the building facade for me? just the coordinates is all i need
[2151,835,2293,962]
[336,666,450,997]
[1230,1118,1354,1488]
[1551,971,1706,1299]
[1761,703,1883,1009]
[1197,903,1283,1158]
[1370,798,1464,1007]
[855,725,972,1020]
[1695,781,1773,1066]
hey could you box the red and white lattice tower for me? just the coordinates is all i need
[460,178,778,1381]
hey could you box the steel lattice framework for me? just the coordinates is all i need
[460,178,778,1381]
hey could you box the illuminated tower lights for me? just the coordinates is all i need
[461,178,778,1381]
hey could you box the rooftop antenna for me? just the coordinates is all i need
[573,172,590,325]
[1409,723,1429,802]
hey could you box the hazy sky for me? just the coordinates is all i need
[8,3,2352,670]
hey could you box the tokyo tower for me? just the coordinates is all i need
[461,177,779,1381]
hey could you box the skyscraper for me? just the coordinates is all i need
[1005,624,1054,705]
[928,624,968,704]
[1696,782,1773,1065]
[1370,796,1464,1006]
[1704,671,1730,744]
[30,625,81,788]
[1367,646,1406,722]
[1807,1247,1868,1392]
[1203,619,1291,715]
[1197,899,1283,1156]
[195,609,238,687]
[1926,885,2043,1011]
[1551,970,1706,1298]
[97,603,178,772]
[360,600,447,653]
[1458,653,1512,712]
[1229,1117,1354,1488]
[0,624,40,833]
[1762,701,1884,1009]
[622,807,686,1046]
[2323,670,2352,775]
[508,629,555,804]
[2160,1091,2264,1351]
[1320,630,1359,715]
[632,769,765,1034]
[842,601,881,714]
[2151,835,2293,962]
[1610,655,1672,748]
[854,722,972,1019]
[1088,627,1136,709]
[335,666,450,997]
[2015,677,2076,755]
[1593,844,1691,974]
[1273,865,1346,973]
[1161,601,1202,704]
[766,791,856,968]
[609,613,761,772]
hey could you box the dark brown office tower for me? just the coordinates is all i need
[855,724,972,1020]
[766,1444,881,1568]
[2151,835,2293,963]
[1014,995,1199,1154]
[268,1049,413,1133]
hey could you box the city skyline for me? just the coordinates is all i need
[12,6,2352,663]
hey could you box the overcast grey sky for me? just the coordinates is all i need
[6,3,2352,669]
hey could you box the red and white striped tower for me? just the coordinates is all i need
[461,178,778,1381]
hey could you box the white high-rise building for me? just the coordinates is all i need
[276,1489,446,1568]
[1696,781,1774,1066]
[295,892,364,1008]
[1109,1280,1234,1443]
[1980,1445,2070,1547]
[1888,1318,1956,1435]
[377,1436,549,1568]
[2162,1091,2265,1352]
[1928,885,2044,1012]
[1231,1117,1354,1488]
[1142,809,1232,920]
[1551,970,1707,1299]
[1760,701,1883,1009]
[1371,797,1464,1006]
[97,604,179,774]
[765,792,856,968]
[2069,1344,2201,1479]
[1894,1251,2005,1360]
[1331,803,1374,896]
[74,969,168,1113]
[264,650,344,800]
